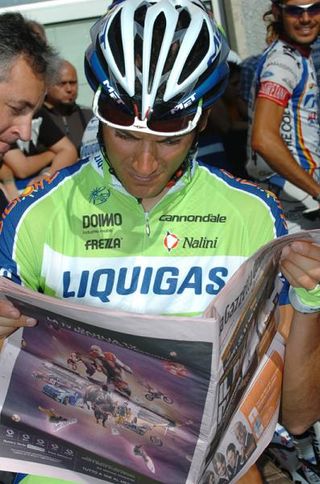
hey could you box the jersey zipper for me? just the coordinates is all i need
[144,211,151,237]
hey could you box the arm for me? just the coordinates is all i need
[251,97,320,198]
[282,310,320,434]
[280,241,320,434]
[28,136,78,184]
[0,163,19,200]
[2,107,78,179]
[3,149,54,178]
[46,135,78,174]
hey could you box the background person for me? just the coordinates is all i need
[200,61,249,177]
[2,23,78,191]
[44,58,93,154]
[247,0,320,233]
[0,12,56,213]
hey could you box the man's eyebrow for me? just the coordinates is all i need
[114,128,184,142]
[10,100,37,110]
[115,128,137,138]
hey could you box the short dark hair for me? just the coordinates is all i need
[0,12,56,83]
[226,442,236,454]
[213,452,226,474]
[49,57,76,86]
[26,19,47,43]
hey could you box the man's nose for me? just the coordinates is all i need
[13,115,32,142]
[132,143,158,175]
[300,10,312,22]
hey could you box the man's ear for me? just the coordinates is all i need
[271,3,281,21]
[197,109,211,133]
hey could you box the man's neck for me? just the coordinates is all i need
[141,187,170,212]
[279,33,312,57]
[44,101,76,115]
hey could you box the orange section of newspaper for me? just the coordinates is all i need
[240,351,284,439]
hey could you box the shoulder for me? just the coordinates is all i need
[78,104,93,113]
[35,106,55,122]
[241,54,261,72]
[196,162,277,205]
[195,163,287,237]
[35,107,65,140]
[263,40,302,70]
[257,41,303,96]
[77,104,93,118]
[0,159,90,230]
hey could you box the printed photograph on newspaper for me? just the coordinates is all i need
[0,288,217,484]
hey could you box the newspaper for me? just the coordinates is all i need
[0,229,319,484]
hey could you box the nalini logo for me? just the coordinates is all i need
[89,187,110,205]
[164,231,179,252]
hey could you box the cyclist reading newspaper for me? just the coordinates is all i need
[0,1,319,483]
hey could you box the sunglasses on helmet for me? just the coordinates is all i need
[92,85,203,137]
[277,2,320,17]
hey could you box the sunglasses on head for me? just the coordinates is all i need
[92,85,203,137]
[277,2,320,17]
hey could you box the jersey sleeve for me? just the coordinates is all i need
[257,45,301,107]
[0,187,51,290]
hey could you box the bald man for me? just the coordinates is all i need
[44,58,93,153]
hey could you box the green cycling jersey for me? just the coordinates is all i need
[0,150,287,318]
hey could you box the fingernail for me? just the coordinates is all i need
[26,318,37,326]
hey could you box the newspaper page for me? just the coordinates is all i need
[199,229,320,483]
[0,229,319,483]
[0,281,219,484]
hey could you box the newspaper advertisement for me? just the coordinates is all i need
[0,229,318,484]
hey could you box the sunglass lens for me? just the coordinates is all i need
[285,3,320,16]
[148,116,191,133]
[98,100,134,127]
[310,3,320,14]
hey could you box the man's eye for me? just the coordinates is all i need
[115,130,134,140]
[9,106,22,115]
[161,138,182,146]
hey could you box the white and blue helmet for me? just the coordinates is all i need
[85,0,230,125]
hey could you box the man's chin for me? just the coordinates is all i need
[61,100,75,106]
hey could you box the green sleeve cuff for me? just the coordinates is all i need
[294,285,320,308]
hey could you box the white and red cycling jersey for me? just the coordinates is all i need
[246,39,320,185]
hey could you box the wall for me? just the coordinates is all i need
[224,0,269,59]
[45,17,98,108]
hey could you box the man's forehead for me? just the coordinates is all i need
[107,125,189,142]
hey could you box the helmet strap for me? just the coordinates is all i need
[97,123,116,176]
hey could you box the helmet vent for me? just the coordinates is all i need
[178,20,209,85]
[148,12,167,93]
[107,10,125,77]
